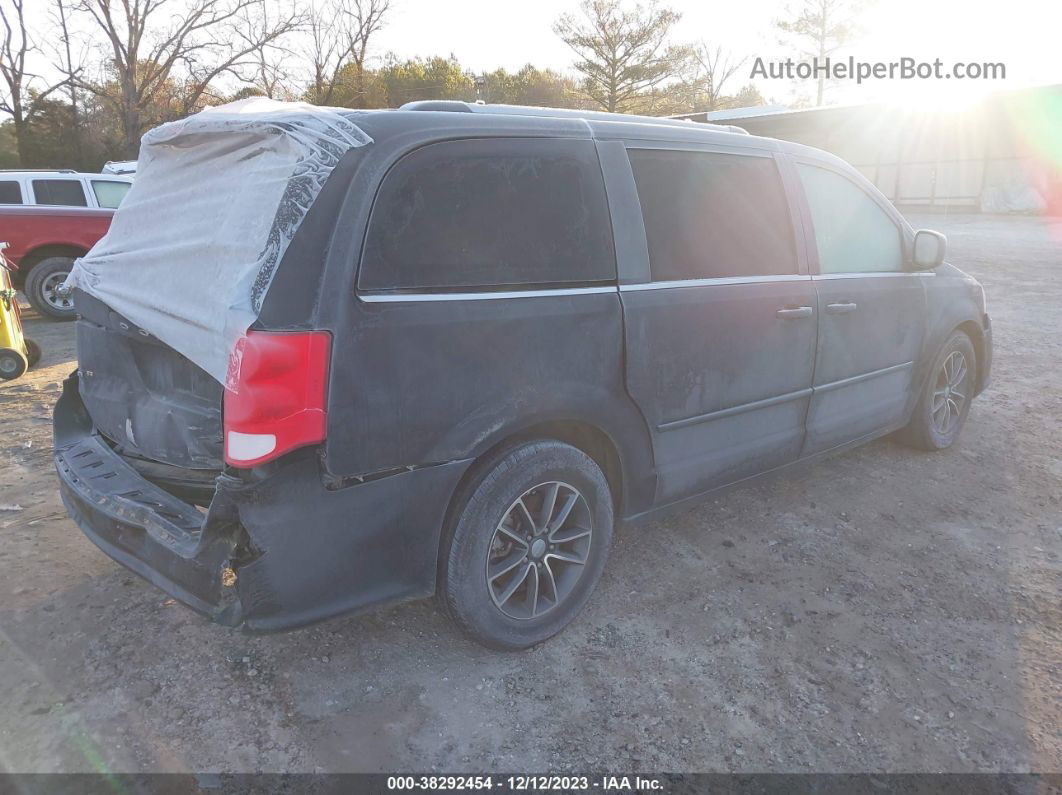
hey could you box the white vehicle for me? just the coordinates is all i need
[102,160,137,176]
[0,170,133,210]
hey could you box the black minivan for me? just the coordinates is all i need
[54,102,992,649]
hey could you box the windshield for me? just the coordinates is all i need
[91,180,131,209]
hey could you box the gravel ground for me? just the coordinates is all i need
[0,213,1058,774]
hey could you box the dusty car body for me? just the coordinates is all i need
[53,102,992,649]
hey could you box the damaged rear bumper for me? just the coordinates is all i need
[54,373,471,631]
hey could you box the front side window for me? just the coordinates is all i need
[628,148,797,281]
[797,163,904,274]
[32,179,88,207]
[360,138,615,291]
[0,181,22,204]
[91,180,131,209]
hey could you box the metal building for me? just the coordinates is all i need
[676,84,1062,214]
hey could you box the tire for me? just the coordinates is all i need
[897,331,977,451]
[24,337,41,367]
[438,440,614,651]
[0,347,28,380]
[25,257,78,320]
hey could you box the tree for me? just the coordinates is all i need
[368,55,473,107]
[480,65,590,109]
[233,1,305,100]
[775,0,866,105]
[1,0,62,162]
[657,43,747,114]
[17,92,97,168]
[553,0,689,113]
[71,0,301,157]
[345,0,389,106]
[0,119,18,166]
[51,0,85,162]
[305,0,390,107]
[305,0,345,104]
[725,82,765,109]
[687,44,745,112]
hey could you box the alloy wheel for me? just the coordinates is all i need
[931,350,969,435]
[486,481,593,620]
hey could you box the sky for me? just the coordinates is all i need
[369,0,1061,107]
[16,0,1062,112]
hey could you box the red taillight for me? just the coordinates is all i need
[223,330,331,467]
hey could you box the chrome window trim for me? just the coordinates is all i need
[812,271,933,280]
[623,139,776,158]
[619,274,811,292]
[358,285,618,303]
[356,271,935,302]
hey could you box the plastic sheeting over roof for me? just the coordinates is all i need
[65,98,372,385]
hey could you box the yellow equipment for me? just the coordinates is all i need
[0,243,40,380]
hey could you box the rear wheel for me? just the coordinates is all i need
[438,440,613,650]
[25,257,78,320]
[898,331,976,450]
[0,348,28,380]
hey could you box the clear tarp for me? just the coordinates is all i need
[65,98,372,384]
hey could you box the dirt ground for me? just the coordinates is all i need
[0,213,1058,774]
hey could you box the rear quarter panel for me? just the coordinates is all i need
[325,291,648,470]
[308,118,657,515]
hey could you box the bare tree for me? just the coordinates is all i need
[553,0,688,113]
[51,0,86,162]
[1,0,63,162]
[346,0,388,106]
[235,1,305,99]
[72,0,301,157]
[306,0,343,104]
[0,0,31,160]
[776,0,867,105]
[689,44,745,111]
[305,0,390,107]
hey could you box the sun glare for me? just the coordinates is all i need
[881,82,998,113]
[847,0,1026,111]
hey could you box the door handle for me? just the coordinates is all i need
[776,306,814,319]
[826,302,858,314]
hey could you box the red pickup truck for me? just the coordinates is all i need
[0,205,114,320]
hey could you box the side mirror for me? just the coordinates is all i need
[913,229,946,270]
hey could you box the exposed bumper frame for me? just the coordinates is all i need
[54,373,472,631]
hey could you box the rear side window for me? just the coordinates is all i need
[628,149,796,281]
[0,181,22,204]
[91,180,131,209]
[360,138,615,290]
[32,179,88,207]
[797,163,903,273]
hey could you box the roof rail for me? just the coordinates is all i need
[0,168,78,173]
[398,100,750,134]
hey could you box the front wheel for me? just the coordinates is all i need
[898,331,977,451]
[438,441,613,650]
